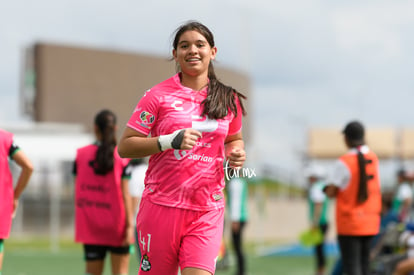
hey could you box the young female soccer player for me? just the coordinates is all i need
[0,128,33,275]
[74,110,134,275]
[118,20,247,275]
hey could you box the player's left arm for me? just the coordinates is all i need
[121,175,134,245]
[225,132,245,168]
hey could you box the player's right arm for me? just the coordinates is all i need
[12,149,34,217]
[118,128,160,158]
[118,127,201,158]
[323,159,348,198]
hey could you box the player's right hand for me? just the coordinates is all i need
[158,128,202,151]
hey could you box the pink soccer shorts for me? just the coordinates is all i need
[136,198,224,275]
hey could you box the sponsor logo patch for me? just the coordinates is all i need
[171,100,184,111]
[140,111,155,124]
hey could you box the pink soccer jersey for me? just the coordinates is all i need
[0,129,14,238]
[74,145,130,246]
[127,74,242,211]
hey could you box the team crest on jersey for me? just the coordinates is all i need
[141,254,151,271]
[212,193,223,201]
[140,111,155,124]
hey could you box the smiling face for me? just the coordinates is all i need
[173,30,217,78]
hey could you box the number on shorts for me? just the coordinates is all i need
[139,231,152,253]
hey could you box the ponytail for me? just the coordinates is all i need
[92,109,117,175]
[343,121,372,203]
[356,148,368,203]
[201,64,247,119]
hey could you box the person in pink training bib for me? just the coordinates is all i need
[0,128,33,275]
[118,20,247,275]
[74,110,134,275]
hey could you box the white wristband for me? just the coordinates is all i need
[158,129,185,151]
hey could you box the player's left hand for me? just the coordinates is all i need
[227,148,246,168]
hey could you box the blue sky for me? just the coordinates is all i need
[1,0,414,182]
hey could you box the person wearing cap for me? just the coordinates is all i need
[305,165,329,275]
[324,121,382,275]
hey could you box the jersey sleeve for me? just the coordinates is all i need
[326,159,350,190]
[227,95,243,136]
[126,89,159,136]
[9,141,20,158]
[310,184,326,203]
[398,184,413,200]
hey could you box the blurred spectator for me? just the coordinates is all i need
[305,165,329,275]
[392,225,414,275]
[226,171,249,275]
[392,169,413,222]
[324,121,382,275]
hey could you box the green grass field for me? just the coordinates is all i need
[3,238,336,274]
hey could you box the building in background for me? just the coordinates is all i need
[21,43,251,140]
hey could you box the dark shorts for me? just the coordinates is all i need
[83,244,130,261]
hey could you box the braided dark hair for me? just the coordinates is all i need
[356,148,368,203]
